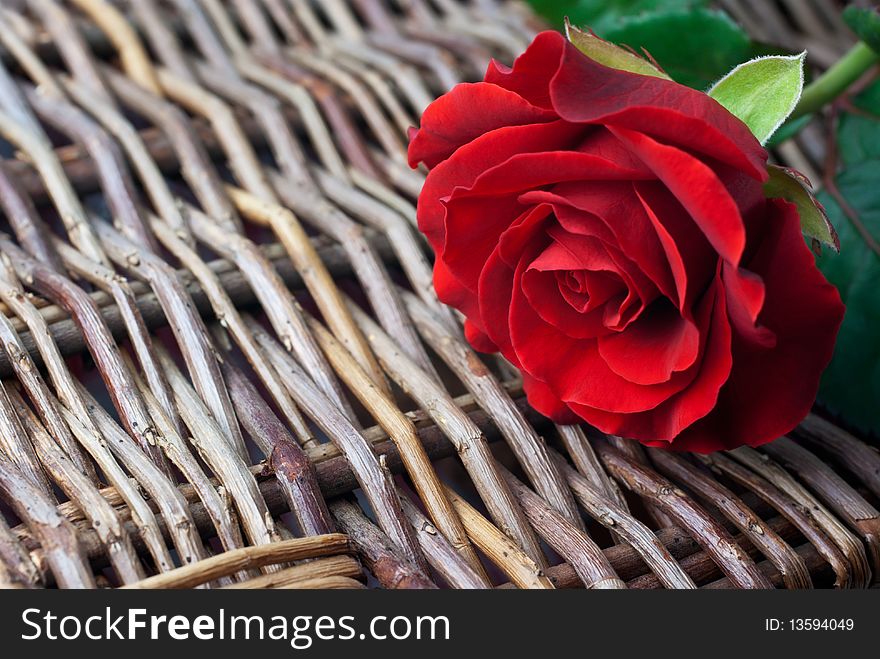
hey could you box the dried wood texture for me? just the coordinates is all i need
[224,555,364,590]
[330,499,436,589]
[123,535,351,589]
[649,450,812,589]
[594,441,771,589]
[0,0,875,592]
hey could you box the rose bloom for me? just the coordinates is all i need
[408,31,844,452]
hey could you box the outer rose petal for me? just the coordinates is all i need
[521,372,580,425]
[407,82,555,169]
[664,200,844,452]
[478,247,518,360]
[485,31,566,110]
[452,147,653,198]
[464,320,498,353]
[442,192,526,292]
[416,120,582,248]
[433,257,482,325]
[546,31,768,179]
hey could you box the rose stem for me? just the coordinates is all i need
[789,41,879,121]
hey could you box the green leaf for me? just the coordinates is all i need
[764,165,838,251]
[565,20,671,79]
[837,80,880,166]
[838,113,880,166]
[815,80,880,433]
[601,9,774,90]
[843,5,880,54]
[708,53,805,144]
[816,161,880,434]
[529,0,708,34]
[530,3,782,91]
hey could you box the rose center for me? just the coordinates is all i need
[555,269,626,314]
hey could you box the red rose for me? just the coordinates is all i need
[408,31,844,453]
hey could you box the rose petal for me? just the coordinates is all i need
[517,191,617,244]
[478,205,553,359]
[611,126,748,265]
[558,270,623,312]
[575,127,654,174]
[664,199,844,452]
[633,182,716,311]
[534,181,676,302]
[455,147,654,197]
[417,120,583,249]
[597,299,700,385]
[510,251,693,414]
[542,225,654,331]
[442,193,526,291]
[485,31,567,110]
[407,82,555,169]
[569,272,732,439]
[521,239,623,339]
[522,269,616,338]
[547,33,768,179]
[529,232,620,277]
[521,372,580,424]
[440,148,655,288]
[464,320,498,353]
[722,263,777,348]
[478,247,518,361]
[433,257,482,324]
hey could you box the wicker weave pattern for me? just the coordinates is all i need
[0,0,876,590]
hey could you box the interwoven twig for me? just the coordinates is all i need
[0,0,876,591]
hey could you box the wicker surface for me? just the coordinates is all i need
[0,0,876,590]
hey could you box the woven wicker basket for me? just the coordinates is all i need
[0,0,876,590]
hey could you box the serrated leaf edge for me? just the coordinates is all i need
[564,18,672,80]
[764,164,840,252]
